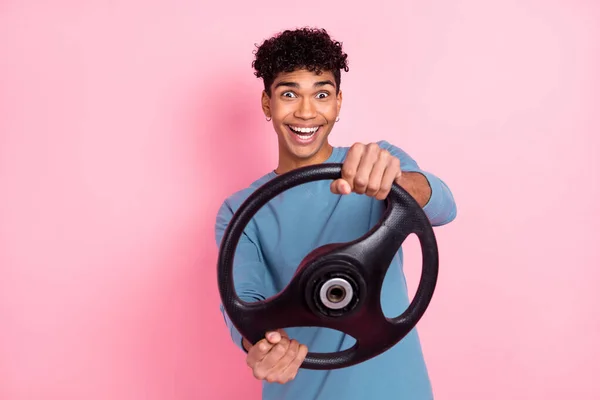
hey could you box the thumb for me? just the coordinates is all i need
[265,331,282,344]
[330,179,351,195]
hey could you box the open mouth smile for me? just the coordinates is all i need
[286,125,322,144]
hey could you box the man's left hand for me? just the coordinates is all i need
[330,142,401,201]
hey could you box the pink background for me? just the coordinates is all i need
[1,1,599,399]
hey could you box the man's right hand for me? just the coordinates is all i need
[243,329,308,384]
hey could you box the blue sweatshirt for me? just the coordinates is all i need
[215,140,457,400]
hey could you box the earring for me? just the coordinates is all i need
[266,116,272,121]
[336,117,340,122]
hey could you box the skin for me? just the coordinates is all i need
[245,68,433,384]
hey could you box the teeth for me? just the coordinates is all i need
[290,126,319,135]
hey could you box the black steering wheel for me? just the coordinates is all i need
[217,163,439,370]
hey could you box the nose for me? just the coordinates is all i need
[294,97,317,119]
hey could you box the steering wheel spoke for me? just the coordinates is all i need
[297,303,406,370]
[229,273,321,345]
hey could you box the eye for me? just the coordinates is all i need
[316,92,329,99]
[282,91,297,98]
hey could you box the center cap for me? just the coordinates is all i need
[303,259,367,318]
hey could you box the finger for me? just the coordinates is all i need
[366,151,389,197]
[248,329,286,368]
[354,143,380,194]
[280,343,308,382]
[330,179,351,195]
[246,338,275,367]
[376,157,401,201]
[265,339,300,383]
[254,337,291,379]
[341,143,364,190]
[247,329,285,364]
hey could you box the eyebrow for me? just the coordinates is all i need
[274,80,336,90]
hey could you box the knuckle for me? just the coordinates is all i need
[391,156,400,167]
[367,142,380,152]
[379,186,391,195]
[351,142,364,151]
[257,341,268,352]
[287,340,299,353]
[301,346,309,357]
[273,344,286,356]
[367,184,379,193]
[288,347,298,358]
[342,167,355,178]
[354,177,367,187]
[253,369,266,380]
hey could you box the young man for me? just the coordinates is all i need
[215,27,457,400]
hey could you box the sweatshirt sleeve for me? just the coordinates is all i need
[378,140,457,227]
[215,200,276,352]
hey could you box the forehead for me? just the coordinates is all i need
[271,68,336,90]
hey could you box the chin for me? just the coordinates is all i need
[286,137,324,160]
[290,147,320,160]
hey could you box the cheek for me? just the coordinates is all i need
[271,104,292,121]
[320,103,339,118]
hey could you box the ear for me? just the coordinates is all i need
[336,89,343,115]
[261,90,271,118]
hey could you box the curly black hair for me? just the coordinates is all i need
[252,27,349,96]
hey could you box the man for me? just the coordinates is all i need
[215,27,457,400]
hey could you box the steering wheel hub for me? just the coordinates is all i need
[302,259,366,319]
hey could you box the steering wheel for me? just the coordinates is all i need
[217,163,439,370]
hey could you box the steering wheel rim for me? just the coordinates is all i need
[217,163,439,370]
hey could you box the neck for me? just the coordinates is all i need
[274,142,334,175]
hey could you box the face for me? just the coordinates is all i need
[262,68,342,169]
